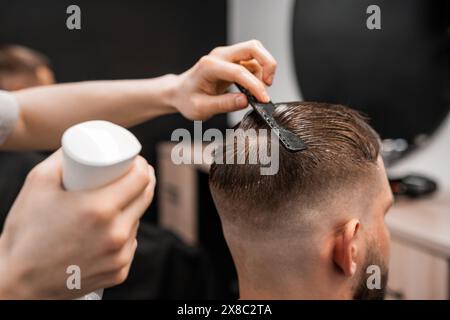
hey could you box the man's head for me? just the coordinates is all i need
[209,102,394,299]
[0,44,54,91]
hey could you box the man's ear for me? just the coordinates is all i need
[333,219,360,277]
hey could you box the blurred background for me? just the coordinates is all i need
[0,0,449,299]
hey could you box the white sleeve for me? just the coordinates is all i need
[0,90,19,145]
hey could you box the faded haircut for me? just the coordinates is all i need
[209,102,381,231]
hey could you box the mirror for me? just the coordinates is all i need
[292,0,450,162]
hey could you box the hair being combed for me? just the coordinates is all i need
[209,102,380,229]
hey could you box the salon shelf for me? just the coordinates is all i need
[386,192,450,300]
[386,192,450,258]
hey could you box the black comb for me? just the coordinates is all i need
[235,83,307,152]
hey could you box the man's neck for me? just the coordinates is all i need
[238,277,352,300]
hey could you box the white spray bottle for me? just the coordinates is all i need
[61,120,142,300]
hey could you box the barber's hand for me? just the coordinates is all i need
[172,40,277,120]
[0,150,155,299]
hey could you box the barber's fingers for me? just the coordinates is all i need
[210,40,277,86]
[27,149,63,184]
[90,156,154,210]
[201,56,269,102]
[105,258,135,288]
[123,165,155,221]
[241,59,264,81]
[93,237,138,287]
[195,92,248,116]
[118,175,155,231]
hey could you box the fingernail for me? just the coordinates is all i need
[262,91,270,102]
[235,94,247,108]
[267,74,274,85]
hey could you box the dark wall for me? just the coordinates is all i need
[0,0,229,223]
[0,0,227,81]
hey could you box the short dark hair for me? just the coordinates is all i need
[209,102,380,229]
[0,44,50,75]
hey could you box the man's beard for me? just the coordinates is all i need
[352,242,389,300]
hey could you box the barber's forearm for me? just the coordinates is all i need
[1,41,278,151]
[2,74,178,150]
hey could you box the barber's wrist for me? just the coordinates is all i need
[0,238,29,299]
[152,73,179,116]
